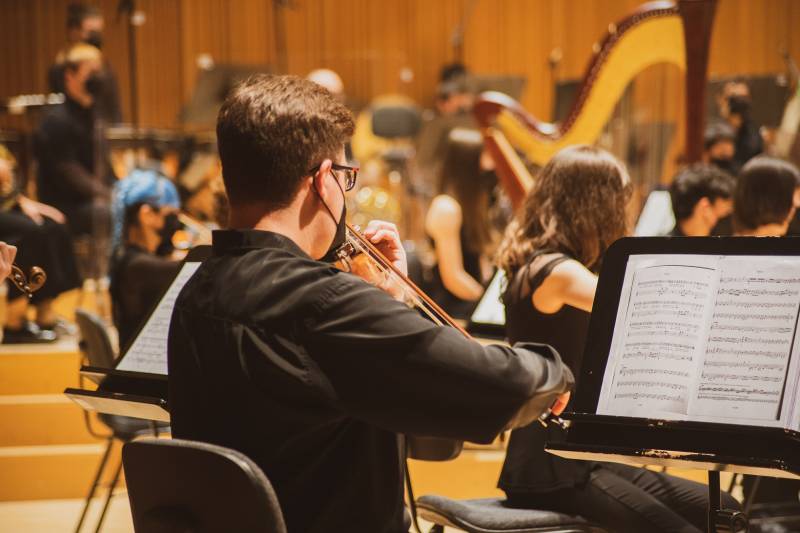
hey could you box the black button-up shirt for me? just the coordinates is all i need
[168,229,573,533]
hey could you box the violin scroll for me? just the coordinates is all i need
[8,264,46,298]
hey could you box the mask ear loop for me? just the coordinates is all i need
[314,169,345,225]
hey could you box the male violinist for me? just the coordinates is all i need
[168,74,574,533]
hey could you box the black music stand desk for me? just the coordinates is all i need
[547,237,800,533]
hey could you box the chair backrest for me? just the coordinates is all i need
[75,309,117,369]
[123,438,287,533]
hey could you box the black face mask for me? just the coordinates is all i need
[84,30,103,50]
[728,95,750,117]
[318,173,348,263]
[156,213,181,257]
[85,73,104,98]
[711,157,736,175]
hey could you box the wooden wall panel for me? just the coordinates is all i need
[1,0,798,131]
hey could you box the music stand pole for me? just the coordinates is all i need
[708,470,749,533]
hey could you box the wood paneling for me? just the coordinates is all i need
[1,0,798,130]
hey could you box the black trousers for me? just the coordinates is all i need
[507,462,741,533]
[0,210,81,303]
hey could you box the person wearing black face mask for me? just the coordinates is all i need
[48,3,122,122]
[718,81,763,171]
[36,44,117,282]
[109,170,182,349]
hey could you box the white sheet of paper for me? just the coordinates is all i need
[597,254,800,430]
[116,261,202,376]
[470,270,507,326]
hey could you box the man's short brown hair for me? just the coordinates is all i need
[216,74,354,211]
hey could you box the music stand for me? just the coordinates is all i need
[180,64,272,128]
[547,237,800,532]
[65,246,211,421]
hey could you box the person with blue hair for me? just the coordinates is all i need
[109,168,182,349]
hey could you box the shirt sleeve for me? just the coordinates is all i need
[303,273,574,444]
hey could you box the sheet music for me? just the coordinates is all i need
[469,270,506,326]
[599,256,718,418]
[693,257,800,424]
[116,262,202,375]
[598,254,800,430]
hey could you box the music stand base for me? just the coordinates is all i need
[708,471,748,533]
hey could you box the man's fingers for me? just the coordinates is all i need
[551,391,571,416]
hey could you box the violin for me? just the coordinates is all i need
[334,223,469,336]
[7,264,46,298]
[333,223,568,429]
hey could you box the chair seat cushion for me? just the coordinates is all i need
[416,495,600,533]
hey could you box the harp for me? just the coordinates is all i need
[474,0,718,210]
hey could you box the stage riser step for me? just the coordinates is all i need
[0,350,82,396]
[0,443,125,501]
[0,399,98,446]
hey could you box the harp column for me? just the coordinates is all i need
[679,0,718,164]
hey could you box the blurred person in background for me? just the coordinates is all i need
[109,170,181,349]
[702,122,738,175]
[732,156,799,237]
[49,2,122,122]
[718,80,763,172]
[0,152,81,343]
[425,128,501,318]
[669,164,735,237]
[36,43,116,279]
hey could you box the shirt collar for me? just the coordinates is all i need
[212,229,311,259]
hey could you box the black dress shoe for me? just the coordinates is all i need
[2,322,58,344]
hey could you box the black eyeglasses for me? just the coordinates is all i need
[308,163,359,191]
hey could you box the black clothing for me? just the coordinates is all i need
[168,229,574,533]
[499,252,739,532]
[35,97,114,236]
[733,118,763,171]
[506,462,740,533]
[429,226,483,319]
[109,245,180,350]
[0,208,81,303]
[48,61,122,123]
[500,252,593,493]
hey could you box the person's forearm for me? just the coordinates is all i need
[441,267,484,301]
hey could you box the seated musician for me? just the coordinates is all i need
[668,164,735,236]
[0,154,81,343]
[425,128,504,318]
[496,145,740,533]
[167,74,574,533]
[732,156,799,237]
[109,170,182,350]
[702,122,738,175]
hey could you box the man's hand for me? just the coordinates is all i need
[362,220,407,276]
[18,196,66,225]
[551,391,571,416]
[0,241,17,280]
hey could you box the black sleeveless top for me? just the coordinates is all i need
[429,226,483,319]
[499,251,593,494]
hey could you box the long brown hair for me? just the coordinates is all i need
[438,128,496,254]
[496,145,629,276]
